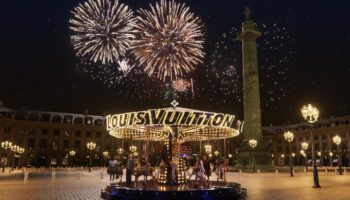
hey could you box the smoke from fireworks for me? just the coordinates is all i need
[208,22,295,108]
[69,0,136,64]
[133,0,205,81]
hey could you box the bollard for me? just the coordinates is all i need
[24,170,29,184]
[325,168,328,176]
[275,169,278,175]
[293,170,295,175]
[51,168,56,183]
[335,168,337,175]
[77,169,82,180]
[239,170,242,176]
[100,169,104,180]
[257,169,260,174]
[344,168,347,175]
[67,167,69,173]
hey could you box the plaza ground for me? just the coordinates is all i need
[0,167,350,200]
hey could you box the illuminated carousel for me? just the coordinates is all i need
[101,101,246,200]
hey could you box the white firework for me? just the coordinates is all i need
[117,59,134,75]
[69,0,136,64]
[133,0,205,81]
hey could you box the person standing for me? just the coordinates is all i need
[204,157,212,182]
[126,154,135,184]
[197,154,206,185]
[108,157,117,182]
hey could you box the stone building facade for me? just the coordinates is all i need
[1,104,350,168]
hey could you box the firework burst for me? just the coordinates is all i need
[133,0,205,81]
[69,0,136,64]
[172,78,191,93]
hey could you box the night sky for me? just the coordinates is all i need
[0,0,349,126]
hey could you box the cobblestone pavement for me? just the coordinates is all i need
[0,168,350,200]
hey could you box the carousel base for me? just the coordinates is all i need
[101,181,246,200]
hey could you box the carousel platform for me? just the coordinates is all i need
[101,180,246,200]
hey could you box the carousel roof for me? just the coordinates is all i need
[106,103,242,142]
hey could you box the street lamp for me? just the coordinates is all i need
[317,151,322,166]
[1,141,12,149]
[117,148,124,155]
[129,145,137,153]
[329,152,334,167]
[332,135,342,175]
[249,139,258,173]
[301,142,309,171]
[69,150,76,167]
[86,142,96,172]
[301,104,321,188]
[204,144,212,154]
[214,150,219,156]
[103,151,109,158]
[284,131,294,177]
[1,141,12,172]
[10,145,19,170]
[17,148,25,168]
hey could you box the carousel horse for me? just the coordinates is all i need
[134,163,156,183]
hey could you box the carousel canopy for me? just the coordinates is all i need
[106,106,242,142]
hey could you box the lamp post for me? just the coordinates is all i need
[1,141,12,173]
[103,151,109,167]
[284,131,295,177]
[10,145,19,171]
[300,149,306,167]
[17,148,25,168]
[329,152,333,167]
[248,139,257,172]
[301,104,321,188]
[117,148,124,155]
[301,142,309,171]
[228,154,233,165]
[129,145,137,153]
[317,152,322,166]
[332,135,342,175]
[86,142,96,172]
[204,144,212,154]
[214,150,219,157]
[69,150,76,167]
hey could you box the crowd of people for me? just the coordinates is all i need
[106,150,228,185]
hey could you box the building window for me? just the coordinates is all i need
[74,140,80,149]
[64,131,70,137]
[42,129,48,136]
[28,139,35,148]
[75,131,81,137]
[314,135,319,140]
[5,127,10,133]
[30,129,36,135]
[86,131,92,138]
[63,140,70,149]
[40,139,47,149]
[53,129,60,137]
[52,141,58,150]
[96,132,101,138]
[277,146,282,152]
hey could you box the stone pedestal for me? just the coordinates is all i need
[236,141,274,172]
